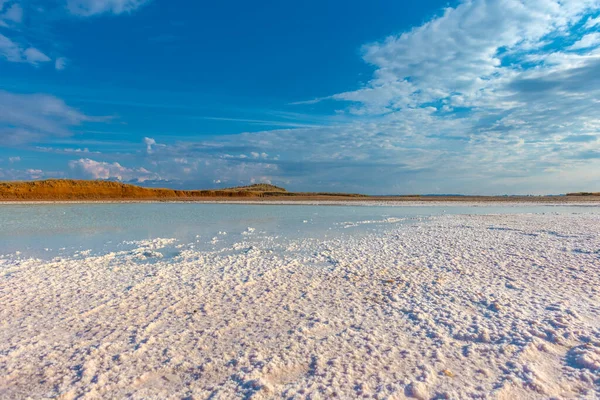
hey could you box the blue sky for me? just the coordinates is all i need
[1,0,600,194]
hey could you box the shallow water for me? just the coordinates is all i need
[1,203,599,259]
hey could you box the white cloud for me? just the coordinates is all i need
[23,47,51,63]
[25,169,43,179]
[64,147,95,153]
[67,0,150,16]
[144,137,156,154]
[55,57,67,70]
[0,4,52,67]
[261,0,600,193]
[36,146,101,154]
[0,90,108,145]
[584,15,600,28]
[323,0,600,115]
[0,166,63,180]
[0,33,21,61]
[568,32,600,50]
[8,156,20,163]
[0,0,145,70]
[1,3,22,24]
[69,158,161,182]
[56,102,600,193]
[250,177,272,184]
[0,34,51,65]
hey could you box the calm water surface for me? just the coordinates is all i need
[1,203,598,258]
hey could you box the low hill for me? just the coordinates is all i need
[223,183,287,192]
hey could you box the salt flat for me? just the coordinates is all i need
[1,210,599,399]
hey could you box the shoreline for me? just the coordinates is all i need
[2,198,600,206]
[2,180,599,205]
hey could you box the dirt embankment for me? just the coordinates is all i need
[0,180,285,200]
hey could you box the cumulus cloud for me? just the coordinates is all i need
[69,158,161,182]
[66,0,150,16]
[0,90,108,145]
[144,137,156,154]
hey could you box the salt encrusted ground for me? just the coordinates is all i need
[1,213,599,399]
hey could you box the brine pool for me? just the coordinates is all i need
[1,202,598,259]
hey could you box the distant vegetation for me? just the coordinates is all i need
[566,192,600,196]
[0,179,364,201]
[223,183,287,192]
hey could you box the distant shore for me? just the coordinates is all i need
[2,197,600,206]
[1,179,599,203]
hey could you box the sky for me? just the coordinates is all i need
[1,0,600,195]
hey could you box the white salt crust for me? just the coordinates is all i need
[1,213,599,399]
